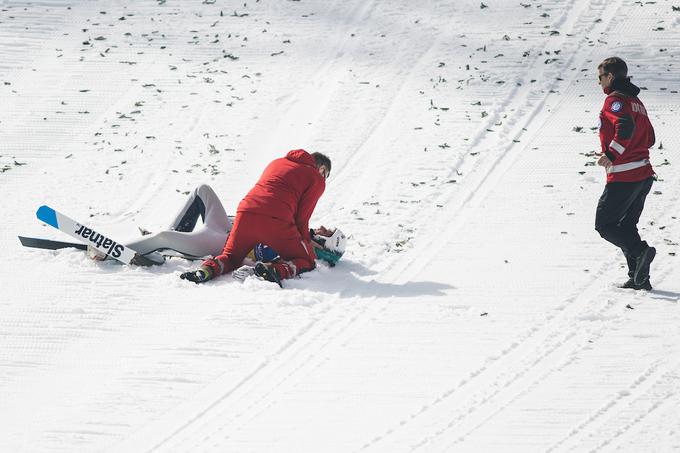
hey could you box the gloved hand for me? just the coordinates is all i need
[232,265,256,282]
[180,266,213,284]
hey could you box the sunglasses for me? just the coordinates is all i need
[598,72,609,81]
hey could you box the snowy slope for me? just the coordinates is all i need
[1,0,679,451]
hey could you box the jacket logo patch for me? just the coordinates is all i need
[611,101,623,112]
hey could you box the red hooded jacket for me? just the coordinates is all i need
[237,149,325,242]
[599,78,655,183]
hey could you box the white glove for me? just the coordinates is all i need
[232,265,256,282]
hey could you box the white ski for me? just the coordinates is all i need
[36,205,138,265]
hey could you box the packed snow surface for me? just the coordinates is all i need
[1,0,679,451]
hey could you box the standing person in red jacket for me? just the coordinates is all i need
[180,149,331,284]
[595,57,656,290]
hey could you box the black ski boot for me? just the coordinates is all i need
[619,278,652,291]
[254,262,282,288]
[634,244,656,286]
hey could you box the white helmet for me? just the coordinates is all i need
[312,227,347,266]
[324,228,347,254]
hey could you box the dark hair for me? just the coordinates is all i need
[311,152,331,174]
[598,57,628,79]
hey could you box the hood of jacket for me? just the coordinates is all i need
[285,149,316,167]
[605,76,641,96]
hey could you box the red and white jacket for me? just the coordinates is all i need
[599,79,655,183]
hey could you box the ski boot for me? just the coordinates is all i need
[254,261,282,288]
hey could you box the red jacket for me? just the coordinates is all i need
[599,79,655,183]
[237,149,325,242]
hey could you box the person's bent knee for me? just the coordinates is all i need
[195,184,216,197]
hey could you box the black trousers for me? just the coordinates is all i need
[595,176,653,277]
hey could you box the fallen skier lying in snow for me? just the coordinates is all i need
[87,149,345,284]
[177,149,342,285]
[87,183,346,284]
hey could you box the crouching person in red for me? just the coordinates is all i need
[180,149,331,285]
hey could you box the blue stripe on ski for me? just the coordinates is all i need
[37,205,59,228]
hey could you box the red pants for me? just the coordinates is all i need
[207,212,316,278]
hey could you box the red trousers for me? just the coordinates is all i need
[205,212,316,278]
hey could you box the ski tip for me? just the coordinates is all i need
[36,205,59,228]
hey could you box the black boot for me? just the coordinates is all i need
[624,252,637,280]
[619,278,652,291]
[254,262,282,288]
[634,244,656,285]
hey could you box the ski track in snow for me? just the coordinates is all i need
[1,1,679,452]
